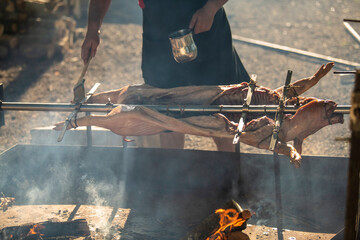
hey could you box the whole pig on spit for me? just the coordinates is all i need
[54,62,343,168]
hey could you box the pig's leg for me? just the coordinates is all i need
[54,106,235,138]
[53,106,169,136]
[293,138,303,154]
[274,62,334,98]
[255,136,302,168]
[238,117,302,167]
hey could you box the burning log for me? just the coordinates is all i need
[0,219,90,240]
[183,200,251,240]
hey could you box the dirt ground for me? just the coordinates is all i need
[0,1,359,238]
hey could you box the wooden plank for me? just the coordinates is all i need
[232,35,360,68]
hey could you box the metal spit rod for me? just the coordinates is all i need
[0,102,351,114]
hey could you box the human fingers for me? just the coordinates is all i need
[81,34,99,63]
[190,10,214,34]
[189,14,198,32]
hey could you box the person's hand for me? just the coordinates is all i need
[81,30,100,64]
[189,1,219,34]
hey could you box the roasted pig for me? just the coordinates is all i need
[54,63,343,167]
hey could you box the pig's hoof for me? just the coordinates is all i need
[290,151,302,168]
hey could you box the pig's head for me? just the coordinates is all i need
[285,99,344,142]
[323,100,344,125]
[296,99,343,126]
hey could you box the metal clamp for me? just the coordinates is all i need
[233,74,257,144]
[57,83,101,142]
[269,70,292,151]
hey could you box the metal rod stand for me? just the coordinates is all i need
[86,112,92,147]
[270,70,293,240]
[0,83,4,127]
[274,152,284,240]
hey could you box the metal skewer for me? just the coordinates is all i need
[0,103,351,114]
[270,70,293,240]
[343,19,360,23]
[334,71,357,75]
[233,74,257,144]
[57,83,100,142]
[269,71,293,151]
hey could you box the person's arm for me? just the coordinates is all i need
[189,0,228,34]
[81,0,112,63]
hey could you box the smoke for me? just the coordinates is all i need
[0,144,349,238]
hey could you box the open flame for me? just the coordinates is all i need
[206,209,250,240]
[27,224,45,237]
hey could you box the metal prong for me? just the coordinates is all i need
[57,119,71,142]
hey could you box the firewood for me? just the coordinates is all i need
[24,0,51,17]
[74,27,85,41]
[55,28,70,56]
[27,17,67,39]
[19,42,55,59]
[61,16,76,32]
[17,12,28,22]
[16,0,26,12]
[27,16,63,28]
[0,34,19,48]
[4,0,16,13]
[228,231,250,240]
[0,219,91,239]
[20,32,56,44]
[0,24,4,37]
[182,200,250,240]
[2,20,18,34]
[0,46,9,59]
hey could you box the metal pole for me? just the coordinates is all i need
[274,152,284,240]
[86,112,92,147]
[0,83,4,126]
[232,35,360,68]
[344,69,360,240]
[343,19,360,23]
[0,102,351,114]
[271,70,292,240]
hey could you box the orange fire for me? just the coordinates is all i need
[206,209,248,240]
[27,224,45,237]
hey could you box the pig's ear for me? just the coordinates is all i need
[293,138,303,154]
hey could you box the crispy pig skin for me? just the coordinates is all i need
[54,63,343,167]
